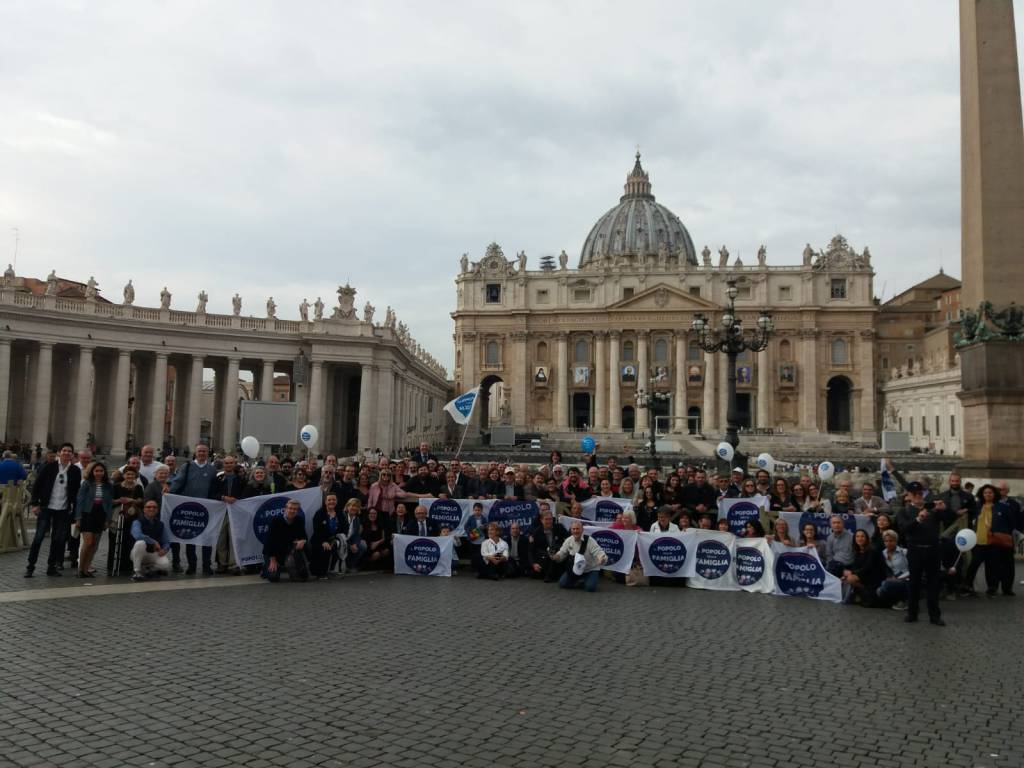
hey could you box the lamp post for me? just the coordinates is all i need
[692,279,773,467]
[635,381,671,470]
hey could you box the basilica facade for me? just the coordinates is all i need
[452,155,879,444]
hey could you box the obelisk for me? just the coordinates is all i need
[957,0,1024,477]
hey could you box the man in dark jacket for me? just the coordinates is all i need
[26,443,81,577]
[262,499,309,582]
[404,465,441,497]
[210,455,245,573]
[403,504,441,537]
[528,508,567,582]
[896,482,952,626]
[936,473,976,522]
[504,521,530,577]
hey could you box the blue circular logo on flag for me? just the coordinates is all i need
[253,497,305,543]
[169,501,209,540]
[735,546,765,586]
[488,500,536,535]
[726,501,760,536]
[695,540,731,580]
[649,536,687,574]
[404,538,441,574]
[429,499,463,531]
[594,500,622,522]
[591,529,624,566]
[774,551,826,597]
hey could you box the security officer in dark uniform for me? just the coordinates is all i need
[898,481,951,626]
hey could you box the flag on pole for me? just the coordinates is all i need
[444,388,478,425]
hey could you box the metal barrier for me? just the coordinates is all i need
[0,479,30,552]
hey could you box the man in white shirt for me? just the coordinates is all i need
[137,444,167,484]
[478,522,509,580]
[552,519,608,592]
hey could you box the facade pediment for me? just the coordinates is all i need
[608,284,717,312]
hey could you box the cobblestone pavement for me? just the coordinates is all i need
[1,543,1022,768]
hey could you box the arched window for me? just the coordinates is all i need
[485,341,500,365]
[574,339,589,363]
[623,341,634,361]
[653,338,668,363]
[831,338,848,365]
[779,339,792,361]
[536,341,548,362]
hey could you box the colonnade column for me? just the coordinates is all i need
[717,354,729,437]
[702,351,717,435]
[674,333,687,433]
[221,356,240,451]
[110,350,132,458]
[307,360,324,436]
[375,366,395,455]
[260,360,275,401]
[0,339,10,441]
[357,363,376,451]
[186,356,203,449]
[150,352,168,448]
[593,331,607,430]
[554,332,568,429]
[74,345,94,448]
[608,331,621,431]
[511,331,528,427]
[858,330,876,436]
[800,330,818,432]
[30,343,54,448]
[755,347,771,428]
[636,332,649,434]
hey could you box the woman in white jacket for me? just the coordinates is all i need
[552,519,608,592]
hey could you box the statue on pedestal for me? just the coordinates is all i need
[3,264,14,286]
[196,291,208,313]
[717,246,730,268]
[85,276,97,299]
[517,250,527,273]
[159,286,172,309]
[232,293,242,315]
[123,279,135,305]
[363,301,375,324]
[336,283,357,320]
[460,253,469,274]
[266,296,276,318]
[757,245,767,266]
[558,250,568,270]
[701,246,712,267]
[802,243,814,266]
[385,306,396,329]
[45,270,58,296]
[299,298,309,322]
[314,297,324,320]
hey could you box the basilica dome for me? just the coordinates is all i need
[578,153,697,268]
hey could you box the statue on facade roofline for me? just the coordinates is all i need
[460,253,469,274]
[299,298,309,322]
[123,279,135,305]
[232,293,242,315]
[266,296,276,318]
[701,246,711,267]
[159,286,171,309]
[196,290,208,313]
[757,244,767,266]
[517,250,527,273]
[45,270,58,296]
[718,246,729,268]
[802,243,814,266]
[85,276,97,299]
[336,283,357,319]
[385,306,396,329]
[364,301,375,324]
[3,264,14,286]
[314,297,324,321]
[558,250,568,270]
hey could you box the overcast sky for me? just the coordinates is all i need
[3,1,1023,371]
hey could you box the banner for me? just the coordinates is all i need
[879,459,898,502]
[772,544,843,603]
[444,389,478,425]
[227,487,321,567]
[582,526,638,575]
[560,515,611,532]
[688,530,739,591]
[780,511,875,544]
[418,497,480,535]
[637,530,697,578]
[717,496,769,535]
[393,534,454,577]
[159,494,227,547]
[486,499,539,537]
[580,496,632,523]
[734,536,775,593]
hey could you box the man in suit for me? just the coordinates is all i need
[439,470,467,500]
[210,454,246,573]
[414,441,437,466]
[504,521,530,577]
[498,468,525,500]
[528,507,567,582]
[26,443,82,577]
[403,504,441,537]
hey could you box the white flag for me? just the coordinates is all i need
[393,534,455,577]
[160,494,228,548]
[444,389,478,425]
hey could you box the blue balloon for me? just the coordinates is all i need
[581,436,596,453]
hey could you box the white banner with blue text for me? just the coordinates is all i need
[636,530,698,579]
[393,534,454,577]
[687,529,740,591]
[227,487,321,567]
[580,497,633,523]
[582,526,638,575]
[159,494,228,548]
[770,543,843,603]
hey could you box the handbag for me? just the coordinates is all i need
[989,531,1014,549]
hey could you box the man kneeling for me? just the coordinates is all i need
[130,500,172,582]
[552,520,607,592]
[263,499,310,583]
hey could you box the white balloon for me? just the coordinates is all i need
[817,461,835,481]
[716,442,734,462]
[300,424,319,448]
[240,435,260,459]
[954,528,977,552]
[756,453,775,472]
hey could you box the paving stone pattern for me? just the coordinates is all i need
[1,545,1022,768]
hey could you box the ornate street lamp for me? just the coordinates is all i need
[635,382,671,469]
[692,279,773,465]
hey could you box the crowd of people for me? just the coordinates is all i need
[12,440,1023,622]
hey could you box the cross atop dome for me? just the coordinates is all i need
[622,151,654,201]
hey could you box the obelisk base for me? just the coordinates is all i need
[956,340,1024,479]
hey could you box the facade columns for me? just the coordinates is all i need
[554,333,568,429]
[221,356,241,451]
[150,352,168,448]
[0,339,10,441]
[110,349,132,459]
[260,360,275,401]
[357,363,376,451]
[461,332,478,394]
[800,331,819,432]
[594,331,607,430]
[756,347,771,428]
[674,333,687,433]
[307,360,324,435]
[74,346,94,449]
[31,342,54,448]
[636,332,649,433]
[702,350,717,435]
[717,354,729,437]
[375,366,395,454]
[859,330,876,437]
[608,331,621,431]
[511,331,528,427]
[186,355,203,449]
